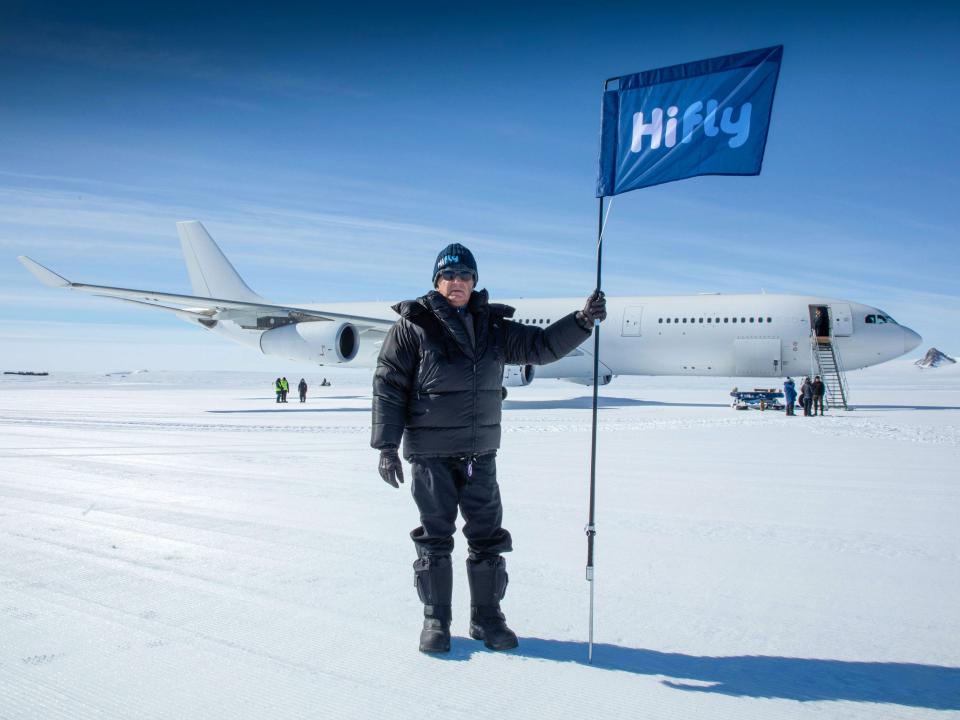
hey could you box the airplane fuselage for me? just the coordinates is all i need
[20,222,922,383]
[209,292,920,380]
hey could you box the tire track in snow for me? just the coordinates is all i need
[0,536,490,720]
[0,415,369,435]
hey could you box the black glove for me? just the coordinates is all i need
[378,448,404,488]
[577,290,607,329]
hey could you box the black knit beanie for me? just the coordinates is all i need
[433,243,478,286]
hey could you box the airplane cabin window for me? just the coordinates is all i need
[724,318,729,323]
[682,318,687,323]
[732,318,737,323]
[767,317,772,322]
[698,318,703,323]
[707,318,712,323]
[674,318,679,323]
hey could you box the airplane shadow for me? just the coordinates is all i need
[852,405,960,411]
[207,406,364,414]
[431,638,960,710]
[239,396,364,401]
[504,396,727,410]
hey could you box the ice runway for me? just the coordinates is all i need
[1,366,958,719]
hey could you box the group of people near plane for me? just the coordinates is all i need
[274,376,330,403]
[783,376,826,416]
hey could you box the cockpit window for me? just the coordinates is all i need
[865,314,876,324]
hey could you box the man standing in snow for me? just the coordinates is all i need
[812,375,825,415]
[371,243,605,654]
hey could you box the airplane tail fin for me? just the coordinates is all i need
[176,221,265,302]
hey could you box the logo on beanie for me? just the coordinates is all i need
[438,254,460,269]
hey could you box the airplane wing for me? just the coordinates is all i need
[17,255,396,332]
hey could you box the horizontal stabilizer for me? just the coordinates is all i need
[17,256,71,287]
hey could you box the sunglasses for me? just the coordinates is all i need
[438,269,475,282]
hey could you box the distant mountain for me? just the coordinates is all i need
[915,348,956,368]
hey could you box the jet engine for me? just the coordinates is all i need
[503,364,536,387]
[260,320,359,364]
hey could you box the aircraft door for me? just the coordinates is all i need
[621,306,643,337]
[734,338,782,376]
[830,303,853,336]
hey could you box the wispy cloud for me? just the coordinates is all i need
[1,22,366,101]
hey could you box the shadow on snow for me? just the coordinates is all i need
[207,395,369,415]
[503,396,727,410]
[433,638,959,710]
[852,404,960,411]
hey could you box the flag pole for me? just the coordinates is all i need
[585,77,620,663]
[587,76,616,663]
[586,189,604,663]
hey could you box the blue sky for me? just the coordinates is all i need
[1,1,957,371]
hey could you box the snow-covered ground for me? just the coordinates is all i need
[1,362,958,719]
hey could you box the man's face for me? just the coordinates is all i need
[436,269,475,308]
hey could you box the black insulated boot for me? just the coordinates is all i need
[467,556,518,651]
[414,554,453,653]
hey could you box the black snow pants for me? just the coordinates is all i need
[409,453,512,561]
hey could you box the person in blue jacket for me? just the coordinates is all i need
[783,377,797,416]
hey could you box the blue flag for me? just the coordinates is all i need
[596,46,783,197]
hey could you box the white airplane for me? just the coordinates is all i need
[18,221,921,387]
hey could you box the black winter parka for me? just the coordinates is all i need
[371,289,591,459]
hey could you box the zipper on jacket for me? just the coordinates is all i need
[471,361,478,455]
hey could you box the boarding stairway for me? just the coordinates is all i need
[811,332,850,410]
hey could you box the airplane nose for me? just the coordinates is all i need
[903,327,922,354]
